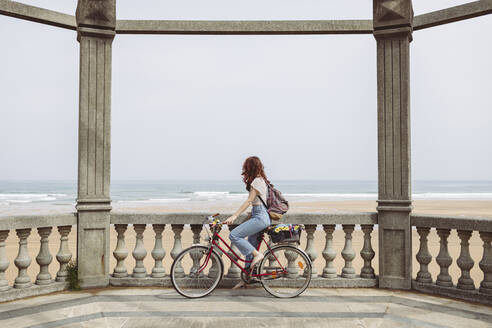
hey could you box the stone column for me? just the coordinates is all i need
[360,225,376,279]
[112,224,129,278]
[456,230,474,290]
[479,231,492,294]
[171,224,185,278]
[132,224,147,278]
[341,225,356,278]
[56,226,72,282]
[35,227,53,285]
[435,229,452,287]
[373,0,414,290]
[151,224,166,278]
[303,225,318,277]
[321,224,337,278]
[226,225,241,279]
[75,0,115,288]
[0,231,10,291]
[415,227,432,283]
[14,229,32,289]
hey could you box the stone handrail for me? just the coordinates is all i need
[109,212,378,288]
[411,214,492,305]
[411,214,492,232]
[0,213,76,302]
[110,212,377,225]
[2,211,492,305]
[0,213,77,230]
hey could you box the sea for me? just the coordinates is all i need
[1,180,492,214]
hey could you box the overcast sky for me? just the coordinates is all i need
[0,1,491,181]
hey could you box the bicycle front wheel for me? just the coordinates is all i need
[171,245,223,298]
[259,245,312,298]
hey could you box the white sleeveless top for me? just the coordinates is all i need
[251,177,268,206]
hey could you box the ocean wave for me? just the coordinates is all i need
[118,198,191,204]
[413,192,492,200]
[190,191,246,201]
[2,190,492,206]
[0,193,68,204]
[114,191,492,205]
[0,193,67,198]
[285,193,377,199]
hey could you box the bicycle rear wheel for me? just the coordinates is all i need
[258,245,312,298]
[171,245,223,298]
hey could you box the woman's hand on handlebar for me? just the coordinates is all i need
[223,215,237,225]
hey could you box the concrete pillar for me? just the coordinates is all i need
[373,0,414,289]
[75,0,115,288]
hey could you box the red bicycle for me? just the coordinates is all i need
[171,214,312,298]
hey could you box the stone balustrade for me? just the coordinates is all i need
[0,214,77,302]
[411,214,492,305]
[2,211,492,305]
[108,212,379,288]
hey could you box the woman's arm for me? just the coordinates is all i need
[223,188,258,225]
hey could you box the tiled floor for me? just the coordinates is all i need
[0,288,491,327]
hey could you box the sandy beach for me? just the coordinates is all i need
[2,200,491,288]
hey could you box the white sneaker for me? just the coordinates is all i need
[232,280,248,289]
[250,253,264,268]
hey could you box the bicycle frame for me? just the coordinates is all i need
[198,227,287,278]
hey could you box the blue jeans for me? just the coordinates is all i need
[229,205,271,266]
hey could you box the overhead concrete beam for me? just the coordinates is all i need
[414,0,492,30]
[115,19,373,35]
[3,0,492,35]
[0,0,76,30]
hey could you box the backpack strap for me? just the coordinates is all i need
[258,181,269,210]
[258,193,268,210]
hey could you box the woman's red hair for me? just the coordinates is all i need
[242,156,270,191]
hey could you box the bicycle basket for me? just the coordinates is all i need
[267,224,303,244]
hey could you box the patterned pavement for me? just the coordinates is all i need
[0,287,491,327]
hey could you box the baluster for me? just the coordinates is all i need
[191,224,202,245]
[226,225,241,279]
[266,236,275,273]
[14,228,32,288]
[457,230,474,290]
[132,224,147,278]
[171,224,185,278]
[113,224,128,278]
[360,224,375,279]
[0,230,9,291]
[416,227,432,283]
[341,225,356,278]
[322,224,336,278]
[286,244,299,278]
[36,227,53,285]
[436,228,453,287]
[303,225,317,277]
[151,224,166,278]
[479,231,492,294]
[190,225,204,277]
[56,226,72,282]
[208,242,222,279]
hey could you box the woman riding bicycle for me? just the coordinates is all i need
[223,156,271,289]
[170,158,312,298]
